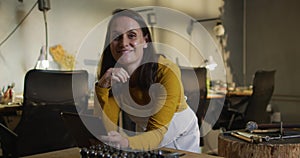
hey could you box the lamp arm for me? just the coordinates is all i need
[196,17,220,23]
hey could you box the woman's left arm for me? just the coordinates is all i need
[127,62,186,150]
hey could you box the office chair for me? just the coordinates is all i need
[13,69,89,157]
[180,67,207,146]
[226,70,276,130]
[0,123,18,158]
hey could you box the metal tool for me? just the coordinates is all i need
[236,131,262,143]
[230,132,253,143]
[246,121,300,130]
[246,121,280,133]
[230,131,262,143]
[263,134,300,142]
[251,129,280,133]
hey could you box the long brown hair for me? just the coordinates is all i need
[98,9,159,92]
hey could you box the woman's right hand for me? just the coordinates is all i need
[97,68,130,88]
[101,131,129,149]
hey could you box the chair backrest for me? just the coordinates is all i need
[244,70,276,123]
[0,123,17,158]
[180,67,207,118]
[180,67,207,147]
[22,69,89,113]
[14,69,89,157]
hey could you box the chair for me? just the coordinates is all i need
[180,67,207,112]
[226,70,276,130]
[0,123,17,158]
[180,67,207,146]
[12,69,89,157]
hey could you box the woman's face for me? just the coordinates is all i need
[109,16,148,68]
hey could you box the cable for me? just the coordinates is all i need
[38,0,51,61]
[0,1,38,47]
[42,10,48,60]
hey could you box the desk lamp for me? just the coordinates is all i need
[35,46,49,69]
[186,18,220,71]
[201,56,217,71]
[213,22,225,37]
[34,0,51,70]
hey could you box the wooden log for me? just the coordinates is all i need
[218,133,300,158]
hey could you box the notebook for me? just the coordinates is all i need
[60,112,107,147]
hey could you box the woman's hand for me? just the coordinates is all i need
[101,131,129,148]
[97,68,130,88]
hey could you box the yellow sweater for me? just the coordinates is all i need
[95,56,188,150]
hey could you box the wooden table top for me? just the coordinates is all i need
[23,147,223,158]
[0,103,22,114]
[207,87,252,99]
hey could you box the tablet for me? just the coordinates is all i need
[60,112,107,147]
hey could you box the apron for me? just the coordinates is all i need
[158,106,200,153]
[116,88,200,153]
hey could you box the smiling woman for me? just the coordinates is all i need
[94,9,200,153]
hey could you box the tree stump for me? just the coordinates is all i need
[218,133,300,158]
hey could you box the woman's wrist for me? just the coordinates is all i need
[96,79,111,88]
[120,137,129,148]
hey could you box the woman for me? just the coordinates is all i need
[95,8,200,153]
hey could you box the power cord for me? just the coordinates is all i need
[0,1,38,47]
